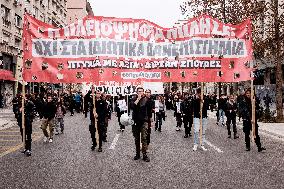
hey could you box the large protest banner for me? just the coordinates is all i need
[22,14,253,83]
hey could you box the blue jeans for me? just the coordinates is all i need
[193,118,208,145]
[218,109,225,125]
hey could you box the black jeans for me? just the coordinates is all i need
[183,116,193,135]
[89,120,105,148]
[155,112,163,131]
[243,120,262,149]
[20,122,32,151]
[227,114,237,135]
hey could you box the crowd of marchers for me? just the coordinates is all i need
[11,86,265,161]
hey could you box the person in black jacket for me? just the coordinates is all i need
[217,94,227,126]
[130,87,153,162]
[239,89,266,152]
[192,88,210,151]
[173,95,183,131]
[17,94,35,156]
[225,95,239,139]
[89,90,108,152]
[41,94,57,143]
[83,90,92,118]
[181,93,193,138]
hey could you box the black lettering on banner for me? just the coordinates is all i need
[61,41,70,55]
[42,41,52,56]
[103,86,110,94]
[34,41,43,55]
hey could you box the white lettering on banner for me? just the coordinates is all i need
[52,16,237,40]
[95,85,136,96]
[32,38,247,58]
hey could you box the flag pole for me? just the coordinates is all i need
[199,82,204,145]
[251,77,256,140]
[92,83,99,145]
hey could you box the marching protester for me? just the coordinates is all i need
[154,95,165,132]
[192,88,210,151]
[130,87,153,162]
[145,89,155,147]
[217,94,227,126]
[17,94,35,156]
[55,96,66,135]
[238,89,266,152]
[89,90,108,152]
[181,93,193,138]
[83,90,92,118]
[225,95,239,139]
[173,95,183,131]
[116,94,128,132]
[41,94,57,143]
[101,93,111,142]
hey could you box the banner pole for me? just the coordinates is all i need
[199,82,204,145]
[92,83,99,146]
[21,82,25,149]
[251,79,256,140]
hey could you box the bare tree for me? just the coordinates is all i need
[180,0,284,121]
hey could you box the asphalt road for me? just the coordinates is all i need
[0,111,283,189]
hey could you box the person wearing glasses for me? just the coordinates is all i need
[41,94,57,143]
[130,87,153,162]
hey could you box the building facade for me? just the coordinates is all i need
[0,0,67,107]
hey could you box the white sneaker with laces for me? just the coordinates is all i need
[193,144,198,151]
[43,137,48,143]
[201,145,208,151]
[49,138,53,143]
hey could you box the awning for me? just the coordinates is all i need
[0,69,16,81]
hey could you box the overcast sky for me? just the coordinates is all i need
[88,0,185,28]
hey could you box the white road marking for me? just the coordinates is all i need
[205,140,224,153]
[109,134,120,150]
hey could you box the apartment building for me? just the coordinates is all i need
[67,0,94,24]
[0,0,67,107]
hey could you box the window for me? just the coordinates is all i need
[15,14,22,27]
[1,5,11,26]
[15,38,21,48]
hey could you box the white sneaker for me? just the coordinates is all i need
[193,144,198,151]
[200,145,208,151]
[43,137,48,143]
[49,138,53,143]
[176,128,180,131]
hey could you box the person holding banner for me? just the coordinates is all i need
[41,94,57,143]
[89,90,108,152]
[116,95,128,132]
[238,89,266,152]
[145,89,155,146]
[181,93,194,138]
[130,87,153,162]
[192,88,210,151]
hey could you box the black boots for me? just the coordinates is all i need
[134,154,140,160]
[258,147,266,152]
[143,154,150,162]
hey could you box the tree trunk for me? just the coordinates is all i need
[274,0,284,122]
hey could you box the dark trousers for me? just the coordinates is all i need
[132,122,148,155]
[227,114,237,135]
[84,104,88,118]
[155,112,163,131]
[69,105,74,115]
[176,113,182,127]
[243,120,262,149]
[89,120,105,148]
[20,123,32,151]
[183,116,193,135]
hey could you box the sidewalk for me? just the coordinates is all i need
[207,111,284,140]
[0,108,17,130]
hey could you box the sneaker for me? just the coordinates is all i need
[184,134,189,138]
[228,135,231,138]
[98,148,102,152]
[234,135,239,139]
[21,149,27,153]
[176,128,180,131]
[193,144,198,151]
[49,138,53,143]
[25,150,32,156]
[200,145,208,151]
[121,129,125,132]
[91,146,96,151]
[246,148,250,151]
[55,132,59,135]
[43,137,48,143]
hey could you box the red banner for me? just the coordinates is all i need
[23,14,253,83]
[0,69,15,81]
